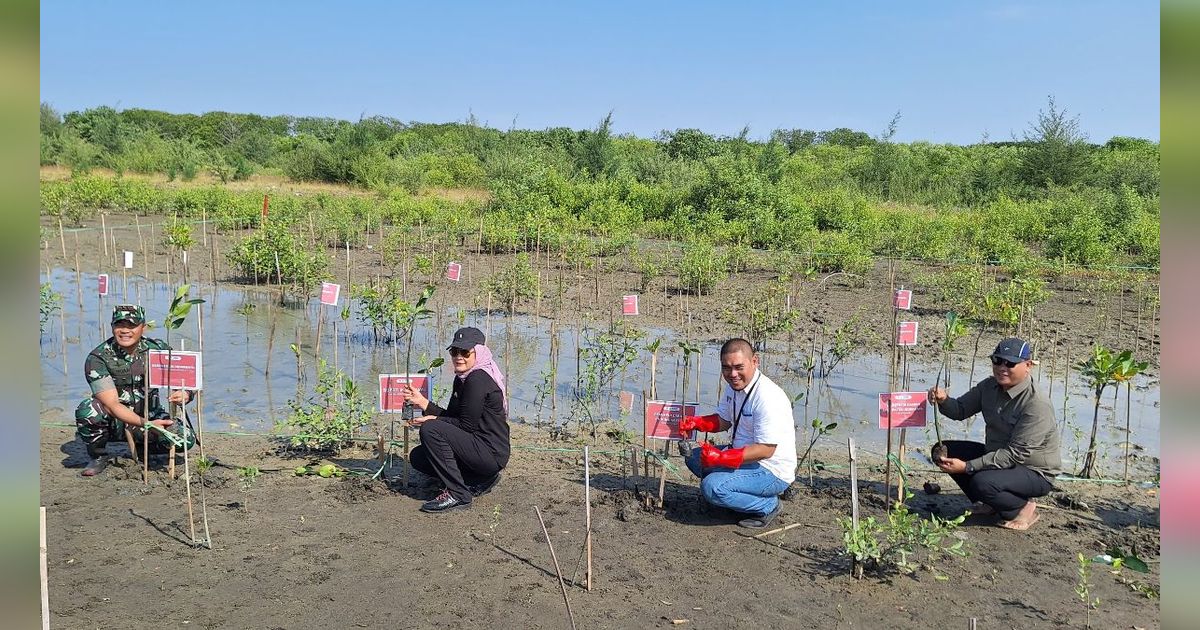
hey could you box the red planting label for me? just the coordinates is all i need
[878,392,928,429]
[98,274,109,296]
[320,282,341,306]
[893,289,913,310]
[622,294,639,316]
[378,374,432,414]
[147,350,203,390]
[898,321,919,346]
[446,261,462,282]
[645,400,699,441]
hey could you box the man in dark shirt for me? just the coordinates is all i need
[928,337,1061,531]
[75,304,196,476]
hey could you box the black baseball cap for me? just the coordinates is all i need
[991,337,1032,363]
[448,326,485,350]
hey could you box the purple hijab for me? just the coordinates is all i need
[460,344,508,412]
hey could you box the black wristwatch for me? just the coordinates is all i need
[965,461,975,474]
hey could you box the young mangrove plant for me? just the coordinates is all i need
[1077,347,1147,479]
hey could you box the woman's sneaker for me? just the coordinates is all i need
[420,489,471,513]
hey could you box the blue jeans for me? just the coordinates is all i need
[685,447,791,517]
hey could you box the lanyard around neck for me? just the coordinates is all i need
[729,374,760,443]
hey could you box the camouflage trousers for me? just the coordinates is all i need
[75,397,196,459]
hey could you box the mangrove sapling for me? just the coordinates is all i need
[931,312,968,463]
[237,466,261,511]
[1077,347,1146,479]
[796,416,838,485]
[1075,552,1101,629]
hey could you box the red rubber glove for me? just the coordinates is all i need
[700,441,745,469]
[679,413,721,437]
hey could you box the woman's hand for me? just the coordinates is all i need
[403,384,429,411]
[406,415,436,428]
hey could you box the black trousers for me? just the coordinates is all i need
[942,440,1054,521]
[409,420,502,503]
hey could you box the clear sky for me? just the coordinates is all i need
[39,1,1160,144]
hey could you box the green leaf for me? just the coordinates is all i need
[428,357,445,369]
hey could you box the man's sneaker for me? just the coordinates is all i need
[81,456,110,477]
[737,501,783,529]
[420,489,471,513]
[469,473,502,497]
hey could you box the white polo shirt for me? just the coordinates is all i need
[715,370,797,483]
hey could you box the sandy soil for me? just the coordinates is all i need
[41,422,1159,630]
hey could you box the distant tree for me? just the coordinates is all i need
[575,111,618,178]
[1019,96,1091,188]
[770,128,818,154]
[40,102,62,136]
[661,128,718,161]
[817,127,875,148]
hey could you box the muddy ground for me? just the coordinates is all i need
[41,213,1160,376]
[41,422,1159,629]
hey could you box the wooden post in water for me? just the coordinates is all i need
[583,445,593,592]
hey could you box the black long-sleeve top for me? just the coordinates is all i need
[422,370,511,466]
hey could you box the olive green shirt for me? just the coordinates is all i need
[937,375,1062,478]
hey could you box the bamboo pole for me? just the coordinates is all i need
[584,445,592,592]
[142,370,150,484]
[100,213,108,258]
[534,505,578,630]
[848,437,860,578]
[40,507,49,630]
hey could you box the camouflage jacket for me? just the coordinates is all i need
[84,336,173,414]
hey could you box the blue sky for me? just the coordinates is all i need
[39,1,1159,144]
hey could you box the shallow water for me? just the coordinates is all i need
[40,269,1160,472]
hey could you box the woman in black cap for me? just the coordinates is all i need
[402,326,510,513]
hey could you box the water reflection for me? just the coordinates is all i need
[40,269,1160,467]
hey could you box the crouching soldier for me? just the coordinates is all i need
[75,304,196,477]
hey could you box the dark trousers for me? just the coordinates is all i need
[942,440,1054,521]
[408,420,502,503]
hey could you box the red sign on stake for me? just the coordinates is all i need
[147,350,203,390]
[98,274,109,296]
[898,321,919,346]
[378,374,432,414]
[893,289,913,310]
[878,392,928,429]
[645,400,699,441]
[622,294,639,316]
[445,261,462,282]
[320,282,341,306]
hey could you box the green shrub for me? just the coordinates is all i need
[678,240,725,295]
[226,221,328,290]
[482,253,539,313]
[277,360,371,452]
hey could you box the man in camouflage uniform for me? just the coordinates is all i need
[75,304,196,476]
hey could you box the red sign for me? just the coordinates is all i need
[147,350,203,390]
[645,400,699,441]
[893,289,913,310]
[622,295,639,316]
[98,274,109,296]
[262,194,269,218]
[320,282,341,306]
[446,261,462,282]
[378,374,432,414]
[898,321,919,346]
[878,392,928,429]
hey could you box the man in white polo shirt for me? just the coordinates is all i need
[679,338,797,529]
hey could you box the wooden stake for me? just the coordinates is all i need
[100,213,108,258]
[124,428,138,466]
[534,505,578,630]
[58,217,67,260]
[656,443,668,507]
[584,445,592,592]
[40,506,49,630]
[142,369,150,484]
[848,437,860,578]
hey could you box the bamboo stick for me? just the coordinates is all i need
[584,446,592,592]
[40,507,49,630]
[534,505,578,630]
